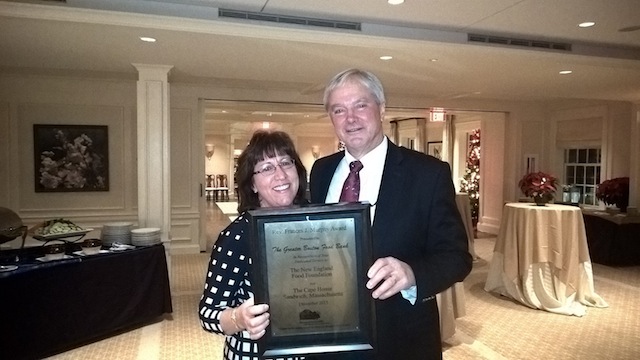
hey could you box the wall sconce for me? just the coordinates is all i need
[205,144,215,161]
[311,145,320,160]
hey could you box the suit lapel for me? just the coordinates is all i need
[373,143,405,230]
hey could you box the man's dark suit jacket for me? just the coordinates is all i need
[309,141,473,360]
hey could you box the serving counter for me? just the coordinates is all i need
[0,243,172,360]
[582,210,640,266]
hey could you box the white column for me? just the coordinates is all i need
[132,64,173,262]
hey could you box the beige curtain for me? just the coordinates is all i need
[441,114,455,164]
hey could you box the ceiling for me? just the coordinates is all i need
[1,0,640,129]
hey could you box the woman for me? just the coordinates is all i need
[199,130,308,360]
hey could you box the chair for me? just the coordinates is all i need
[216,174,227,188]
[204,174,215,200]
[214,174,229,201]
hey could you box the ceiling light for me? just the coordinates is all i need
[379,55,393,61]
[429,58,438,62]
[578,22,595,28]
[559,70,573,75]
[388,0,405,4]
[139,36,157,42]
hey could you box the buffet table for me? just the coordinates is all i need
[484,203,608,316]
[0,243,172,360]
[582,210,640,266]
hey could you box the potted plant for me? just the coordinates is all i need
[596,177,629,213]
[518,171,558,205]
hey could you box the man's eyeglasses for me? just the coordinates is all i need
[253,158,296,176]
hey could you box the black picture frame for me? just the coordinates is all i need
[33,124,109,192]
[247,202,376,358]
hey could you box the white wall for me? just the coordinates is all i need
[0,74,138,240]
[2,72,637,251]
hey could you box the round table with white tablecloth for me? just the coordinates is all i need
[485,202,608,316]
[436,193,477,340]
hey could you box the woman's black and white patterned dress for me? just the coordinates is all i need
[198,212,303,360]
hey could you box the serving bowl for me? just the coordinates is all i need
[81,238,102,255]
[43,243,66,261]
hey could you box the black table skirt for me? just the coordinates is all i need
[583,214,640,266]
[0,243,172,360]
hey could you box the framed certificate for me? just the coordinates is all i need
[247,202,376,358]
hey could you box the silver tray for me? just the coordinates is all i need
[32,229,93,241]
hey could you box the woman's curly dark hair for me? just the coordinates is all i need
[236,130,307,213]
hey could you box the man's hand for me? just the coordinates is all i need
[366,257,416,300]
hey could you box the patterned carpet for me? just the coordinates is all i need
[443,235,640,360]
[48,228,640,359]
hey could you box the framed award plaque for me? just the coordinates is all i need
[247,202,376,358]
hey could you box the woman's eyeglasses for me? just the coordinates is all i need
[253,158,296,176]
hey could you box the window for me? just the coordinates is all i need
[564,148,601,205]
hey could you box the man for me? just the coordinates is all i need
[309,69,472,359]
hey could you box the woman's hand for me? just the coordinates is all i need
[366,256,416,300]
[235,297,270,340]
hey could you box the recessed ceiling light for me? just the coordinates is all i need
[578,22,595,28]
[379,55,393,61]
[429,58,438,62]
[388,0,405,4]
[139,36,157,42]
[559,70,573,75]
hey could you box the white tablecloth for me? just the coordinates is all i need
[484,203,608,316]
[436,193,476,340]
[455,193,477,259]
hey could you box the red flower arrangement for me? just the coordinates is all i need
[596,177,629,212]
[518,171,557,203]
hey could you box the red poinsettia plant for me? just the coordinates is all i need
[518,171,558,201]
[596,177,629,211]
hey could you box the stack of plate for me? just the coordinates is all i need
[101,222,133,245]
[131,228,161,246]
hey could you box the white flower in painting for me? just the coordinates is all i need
[38,129,106,190]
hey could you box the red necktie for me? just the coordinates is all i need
[339,161,363,202]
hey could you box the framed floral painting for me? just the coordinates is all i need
[33,124,109,192]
